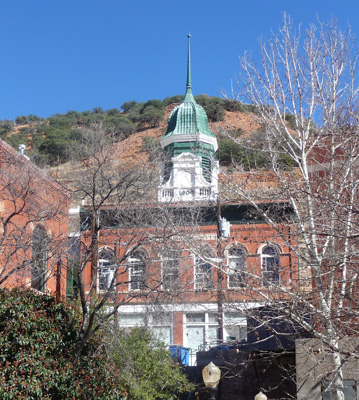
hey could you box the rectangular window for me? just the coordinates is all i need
[184,313,218,352]
[262,255,280,285]
[162,254,179,290]
[118,313,173,345]
[97,250,116,292]
[261,246,280,286]
[152,327,172,345]
[194,258,213,290]
[228,248,246,288]
[129,257,146,291]
[98,266,115,292]
[119,313,146,326]
[186,313,206,323]
[224,312,247,342]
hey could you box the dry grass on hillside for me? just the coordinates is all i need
[47,107,291,205]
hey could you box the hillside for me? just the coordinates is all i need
[1,96,265,167]
[46,104,262,187]
[46,105,292,207]
[0,95,293,203]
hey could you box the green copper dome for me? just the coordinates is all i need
[164,100,216,140]
[161,34,218,156]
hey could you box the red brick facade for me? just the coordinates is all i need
[80,202,298,355]
[0,140,70,297]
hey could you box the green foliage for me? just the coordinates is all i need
[0,288,126,400]
[15,115,27,125]
[139,106,164,127]
[223,99,243,111]
[83,113,106,126]
[92,107,105,114]
[111,328,192,400]
[15,115,43,125]
[39,130,72,162]
[125,99,165,128]
[218,131,294,171]
[65,110,82,122]
[105,115,135,138]
[194,95,225,122]
[285,113,297,129]
[4,131,29,149]
[48,115,73,130]
[0,120,15,137]
[218,138,258,169]
[121,100,137,113]
[29,116,84,164]
[106,108,122,117]
[163,95,184,106]
[3,95,267,166]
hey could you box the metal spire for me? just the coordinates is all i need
[184,32,195,102]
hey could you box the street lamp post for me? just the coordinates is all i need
[202,362,221,400]
[254,391,268,400]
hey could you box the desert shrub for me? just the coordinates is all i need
[48,115,72,130]
[106,108,122,117]
[163,95,184,106]
[125,99,165,128]
[285,113,297,129]
[0,120,15,137]
[105,115,135,138]
[218,131,294,171]
[121,100,137,113]
[4,131,29,149]
[15,115,43,125]
[223,99,244,111]
[194,95,225,122]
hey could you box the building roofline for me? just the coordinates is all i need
[0,139,71,200]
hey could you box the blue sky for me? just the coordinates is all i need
[1,0,358,121]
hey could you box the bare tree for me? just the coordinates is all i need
[69,123,207,355]
[0,140,69,296]
[221,15,359,399]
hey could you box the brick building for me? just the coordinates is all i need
[0,139,70,297]
[79,35,298,363]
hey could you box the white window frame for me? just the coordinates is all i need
[184,312,219,352]
[194,246,215,291]
[260,244,281,286]
[194,257,213,290]
[128,250,147,291]
[227,246,247,289]
[97,249,116,292]
[162,252,180,290]
[223,312,247,342]
[118,312,173,345]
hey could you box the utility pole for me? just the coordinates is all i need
[216,198,231,343]
[217,198,224,343]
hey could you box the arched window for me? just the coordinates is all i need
[261,245,280,286]
[162,250,180,290]
[98,248,116,292]
[195,246,214,290]
[31,225,48,292]
[227,246,247,288]
[129,249,147,291]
